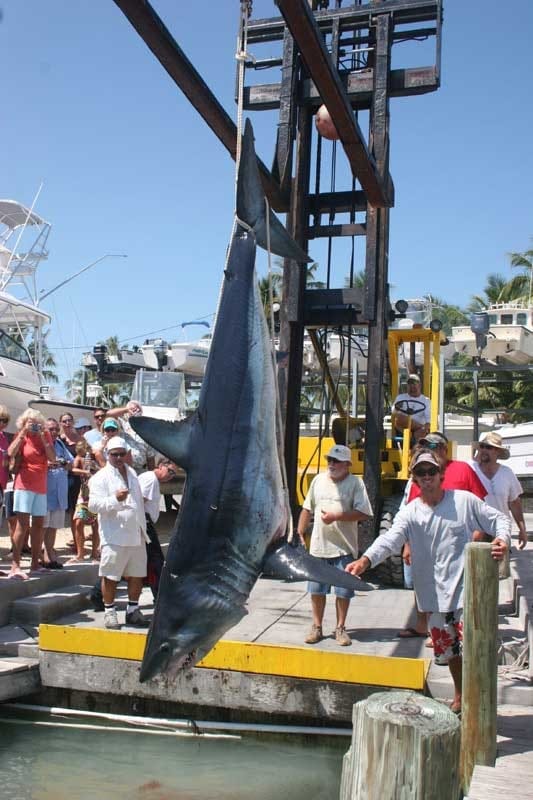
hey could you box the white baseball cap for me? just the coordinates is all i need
[326,444,352,463]
[106,436,130,452]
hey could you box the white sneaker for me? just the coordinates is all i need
[104,608,120,629]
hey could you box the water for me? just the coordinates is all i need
[0,709,346,800]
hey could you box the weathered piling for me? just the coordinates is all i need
[340,691,461,799]
[460,542,499,795]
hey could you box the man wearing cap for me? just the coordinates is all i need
[471,431,528,552]
[105,401,156,474]
[408,432,486,503]
[399,431,487,639]
[88,436,150,629]
[346,449,511,713]
[296,444,372,647]
[392,374,431,443]
[93,417,122,467]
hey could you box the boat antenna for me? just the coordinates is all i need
[39,254,127,301]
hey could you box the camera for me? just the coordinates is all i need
[56,457,67,466]
[30,423,41,433]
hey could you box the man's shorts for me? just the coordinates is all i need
[44,508,65,529]
[99,543,147,583]
[307,554,355,599]
[13,489,47,517]
[429,609,463,665]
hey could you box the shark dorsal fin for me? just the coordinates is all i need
[237,119,311,264]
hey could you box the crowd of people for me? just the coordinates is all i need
[297,413,528,715]
[1,401,178,629]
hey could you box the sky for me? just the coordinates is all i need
[1,0,533,392]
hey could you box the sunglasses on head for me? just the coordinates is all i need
[413,466,439,478]
[479,443,495,450]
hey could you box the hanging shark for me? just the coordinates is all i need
[131,119,371,683]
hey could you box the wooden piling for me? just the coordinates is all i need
[340,691,461,799]
[460,542,499,795]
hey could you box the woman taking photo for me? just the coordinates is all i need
[7,409,55,579]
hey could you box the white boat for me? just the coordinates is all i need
[452,302,533,365]
[0,199,52,428]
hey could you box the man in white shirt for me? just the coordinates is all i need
[296,444,372,647]
[392,374,430,443]
[88,436,149,630]
[138,460,179,598]
[346,450,510,714]
[471,430,528,550]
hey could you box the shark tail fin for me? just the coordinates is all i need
[129,414,196,471]
[263,541,374,592]
[237,119,312,264]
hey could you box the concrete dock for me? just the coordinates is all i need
[1,513,532,790]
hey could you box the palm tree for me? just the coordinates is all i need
[508,246,533,304]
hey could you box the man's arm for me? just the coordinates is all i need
[345,511,409,573]
[320,508,371,525]
[296,508,311,546]
[509,497,528,550]
[88,473,124,514]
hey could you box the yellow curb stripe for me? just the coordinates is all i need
[39,625,430,689]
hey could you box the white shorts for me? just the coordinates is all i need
[44,509,66,529]
[99,543,147,582]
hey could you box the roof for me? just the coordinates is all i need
[0,291,50,326]
[0,199,48,230]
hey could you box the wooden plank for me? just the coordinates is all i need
[245,66,439,111]
[39,624,430,690]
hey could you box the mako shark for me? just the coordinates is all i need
[131,119,371,683]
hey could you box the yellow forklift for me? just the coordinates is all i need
[297,321,445,586]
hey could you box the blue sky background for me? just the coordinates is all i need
[2,0,532,391]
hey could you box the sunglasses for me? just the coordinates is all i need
[327,457,341,464]
[479,443,495,450]
[95,415,106,420]
[0,417,8,423]
[413,466,439,478]
[424,442,444,450]
[61,419,73,424]
[109,451,127,457]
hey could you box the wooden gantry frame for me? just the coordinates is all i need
[112,0,443,517]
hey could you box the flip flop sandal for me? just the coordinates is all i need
[397,627,428,639]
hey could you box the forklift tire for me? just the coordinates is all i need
[372,494,406,588]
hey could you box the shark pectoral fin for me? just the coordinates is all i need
[237,118,312,264]
[263,542,374,592]
[129,414,196,470]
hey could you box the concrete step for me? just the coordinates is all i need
[0,624,37,657]
[0,562,99,626]
[0,656,41,701]
[10,584,94,625]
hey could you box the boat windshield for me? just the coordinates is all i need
[0,329,32,365]
[130,370,186,410]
